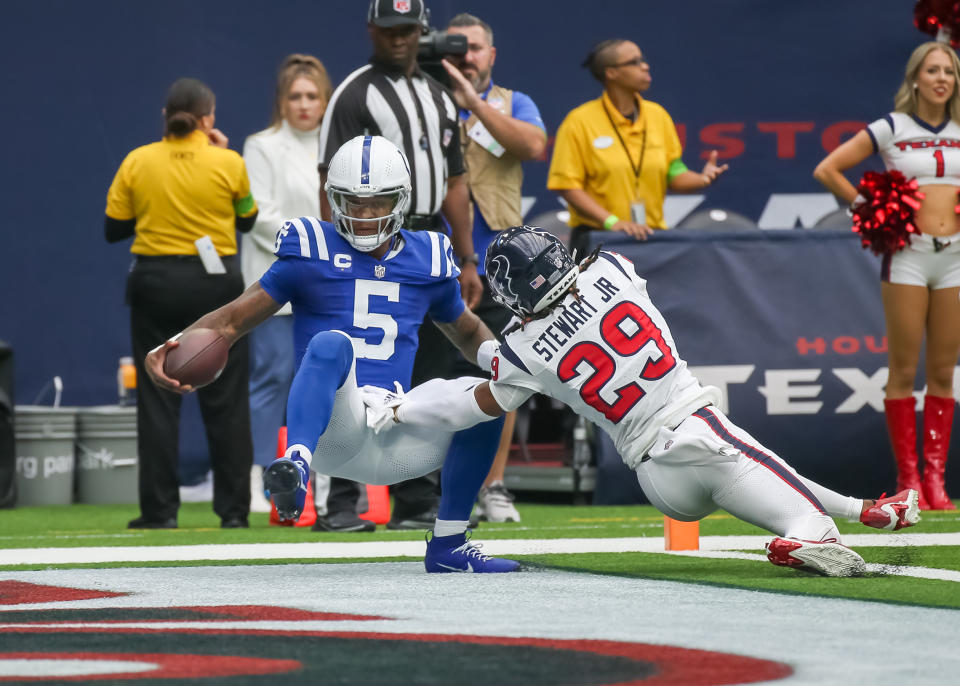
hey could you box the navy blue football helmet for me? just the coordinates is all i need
[485,226,579,318]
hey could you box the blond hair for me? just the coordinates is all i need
[270,54,333,128]
[894,42,960,123]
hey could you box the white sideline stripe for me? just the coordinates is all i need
[3,532,959,566]
[666,550,960,583]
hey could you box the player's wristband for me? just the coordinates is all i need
[603,215,619,230]
[458,252,480,266]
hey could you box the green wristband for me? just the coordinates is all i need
[603,215,619,230]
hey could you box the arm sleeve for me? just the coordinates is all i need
[445,106,466,177]
[488,380,535,413]
[428,277,466,323]
[396,377,497,431]
[232,157,258,218]
[104,216,135,242]
[511,91,546,132]
[547,114,586,190]
[257,256,300,308]
[663,109,684,179]
[865,115,895,154]
[105,155,135,220]
[242,135,286,253]
[427,234,466,323]
[666,158,689,182]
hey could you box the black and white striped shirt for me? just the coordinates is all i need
[318,60,464,218]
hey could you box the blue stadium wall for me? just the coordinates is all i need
[3,1,953,493]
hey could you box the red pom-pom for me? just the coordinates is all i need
[851,171,925,256]
[915,0,960,47]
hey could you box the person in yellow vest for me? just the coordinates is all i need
[548,39,729,258]
[105,77,258,530]
[442,13,547,523]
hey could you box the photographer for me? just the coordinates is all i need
[442,12,547,522]
[314,0,480,532]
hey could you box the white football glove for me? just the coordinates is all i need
[360,381,406,434]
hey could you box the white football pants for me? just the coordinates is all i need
[636,406,862,542]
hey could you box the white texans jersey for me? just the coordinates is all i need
[486,251,721,469]
[867,112,960,186]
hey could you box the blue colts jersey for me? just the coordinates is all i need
[259,217,464,390]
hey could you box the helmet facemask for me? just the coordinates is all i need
[328,188,409,252]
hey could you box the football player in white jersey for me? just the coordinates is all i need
[815,42,960,512]
[364,226,922,577]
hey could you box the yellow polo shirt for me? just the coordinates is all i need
[105,129,257,256]
[547,92,683,230]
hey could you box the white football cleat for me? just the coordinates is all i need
[765,537,866,577]
[860,489,920,531]
[476,481,521,523]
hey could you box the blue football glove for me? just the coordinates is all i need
[263,449,310,521]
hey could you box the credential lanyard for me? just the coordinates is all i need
[602,99,647,187]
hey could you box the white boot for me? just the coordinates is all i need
[249,465,272,513]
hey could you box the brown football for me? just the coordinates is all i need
[163,328,228,388]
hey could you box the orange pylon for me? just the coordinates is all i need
[664,516,699,550]
[269,426,317,527]
[359,485,391,525]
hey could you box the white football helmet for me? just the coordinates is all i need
[325,135,412,252]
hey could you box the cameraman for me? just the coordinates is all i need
[442,13,546,522]
[315,0,480,532]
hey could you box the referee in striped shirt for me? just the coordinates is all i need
[315,0,483,532]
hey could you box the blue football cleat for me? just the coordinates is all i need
[263,450,310,522]
[424,532,520,573]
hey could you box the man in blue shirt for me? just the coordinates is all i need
[145,136,518,573]
[442,13,547,523]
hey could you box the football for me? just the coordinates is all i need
[163,328,229,388]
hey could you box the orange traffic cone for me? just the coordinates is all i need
[269,426,317,527]
[359,485,391,525]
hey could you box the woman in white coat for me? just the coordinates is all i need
[242,54,332,512]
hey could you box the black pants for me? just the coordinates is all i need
[326,214,450,520]
[128,256,252,523]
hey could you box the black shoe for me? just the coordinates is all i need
[221,517,249,529]
[386,509,438,530]
[127,516,177,529]
[312,511,376,532]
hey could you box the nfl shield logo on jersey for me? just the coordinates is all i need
[394,0,410,12]
[375,264,386,279]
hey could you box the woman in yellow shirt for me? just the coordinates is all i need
[105,78,258,530]
[548,39,728,258]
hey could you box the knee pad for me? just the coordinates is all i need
[302,331,354,387]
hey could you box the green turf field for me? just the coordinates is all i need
[2,501,959,611]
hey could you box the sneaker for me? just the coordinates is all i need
[476,481,521,523]
[249,465,272,514]
[424,531,520,573]
[860,489,921,531]
[386,508,438,530]
[765,537,866,577]
[312,510,376,533]
[263,450,310,522]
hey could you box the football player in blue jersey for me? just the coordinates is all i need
[145,135,519,573]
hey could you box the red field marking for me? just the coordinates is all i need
[0,652,300,681]
[0,582,126,606]
[0,625,792,685]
